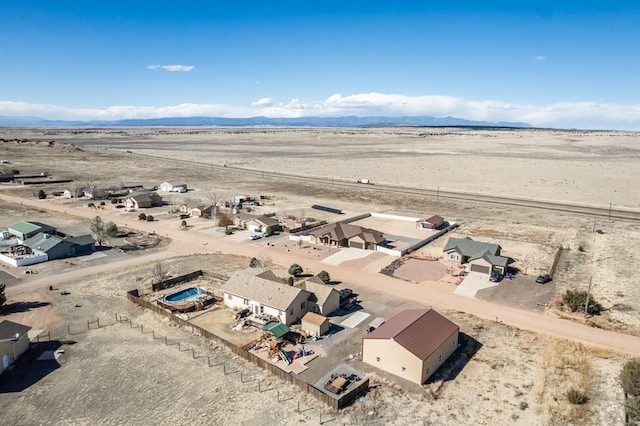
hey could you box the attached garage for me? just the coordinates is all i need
[349,241,363,249]
[470,264,490,274]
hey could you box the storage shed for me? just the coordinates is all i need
[301,312,330,337]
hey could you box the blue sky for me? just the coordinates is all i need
[1,1,639,129]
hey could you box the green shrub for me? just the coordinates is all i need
[249,257,261,268]
[110,198,118,204]
[146,215,154,222]
[317,270,331,283]
[138,213,147,221]
[88,202,95,208]
[37,189,46,199]
[288,263,303,276]
[100,201,106,206]
[562,289,603,315]
[621,359,640,397]
[566,388,588,405]
[625,396,640,425]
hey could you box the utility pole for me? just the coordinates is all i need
[584,276,593,317]
[437,186,439,201]
[609,203,612,221]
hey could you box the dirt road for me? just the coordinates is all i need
[3,192,640,356]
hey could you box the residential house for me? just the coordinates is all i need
[416,215,446,230]
[8,221,56,241]
[23,233,95,260]
[63,188,84,199]
[83,185,108,200]
[245,215,280,234]
[125,192,163,209]
[189,205,215,218]
[307,222,385,250]
[159,181,187,193]
[0,320,32,375]
[362,308,459,385]
[233,213,258,229]
[443,236,510,275]
[301,312,330,337]
[222,269,312,325]
[295,276,340,316]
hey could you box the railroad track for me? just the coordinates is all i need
[124,151,640,222]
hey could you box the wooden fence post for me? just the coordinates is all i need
[164,336,168,345]
[97,318,100,328]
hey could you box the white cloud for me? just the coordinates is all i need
[251,97,272,107]
[147,64,195,72]
[535,55,546,61]
[1,93,639,130]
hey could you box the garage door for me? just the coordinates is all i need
[349,241,363,249]
[470,264,490,274]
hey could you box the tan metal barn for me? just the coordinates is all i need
[301,312,330,337]
[362,308,459,384]
[0,320,32,375]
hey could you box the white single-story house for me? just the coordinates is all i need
[159,181,187,193]
[301,312,330,337]
[443,236,510,275]
[222,269,312,325]
[362,308,459,385]
[0,320,32,375]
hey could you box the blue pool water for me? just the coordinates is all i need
[165,287,204,303]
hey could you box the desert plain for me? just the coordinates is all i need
[0,126,639,425]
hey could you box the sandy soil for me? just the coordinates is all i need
[1,128,639,424]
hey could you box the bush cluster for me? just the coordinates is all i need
[566,388,588,405]
[622,360,640,424]
[562,289,603,315]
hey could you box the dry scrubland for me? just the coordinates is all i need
[1,128,639,424]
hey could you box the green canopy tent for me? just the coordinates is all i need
[262,321,290,338]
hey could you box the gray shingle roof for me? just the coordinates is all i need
[443,237,509,267]
[223,270,311,311]
[0,320,32,340]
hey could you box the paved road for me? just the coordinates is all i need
[3,192,640,355]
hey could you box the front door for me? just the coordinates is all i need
[2,354,9,369]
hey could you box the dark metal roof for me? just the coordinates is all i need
[0,320,32,340]
[364,309,458,361]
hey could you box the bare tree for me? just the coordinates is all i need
[151,261,169,284]
[204,189,224,219]
[90,216,107,246]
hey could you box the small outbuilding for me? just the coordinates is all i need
[0,320,32,375]
[301,312,330,337]
[159,181,187,193]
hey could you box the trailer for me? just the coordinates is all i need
[356,179,370,184]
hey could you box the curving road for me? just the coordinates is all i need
[3,192,640,356]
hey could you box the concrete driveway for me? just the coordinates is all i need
[454,271,497,298]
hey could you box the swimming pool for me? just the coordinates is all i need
[164,287,204,303]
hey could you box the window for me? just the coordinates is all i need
[301,301,305,309]
[426,368,430,375]
[226,294,231,300]
[376,357,380,362]
[438,355,442,363]
[452,341,456,349]
[289,309,293,316]
[243,298,248,306]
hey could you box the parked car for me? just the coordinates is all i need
[250,234,261,240]
[536,274,552,284]
[490,272,503,282]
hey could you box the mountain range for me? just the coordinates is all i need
[0,115,531,128]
